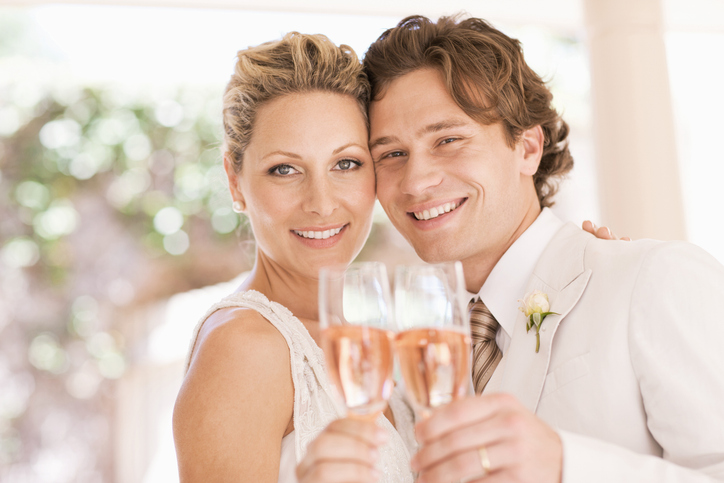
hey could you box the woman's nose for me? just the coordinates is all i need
[302,176,339,217]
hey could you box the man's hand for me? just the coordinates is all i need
[296,417,388,483]
[582,220,631,241]
[411,393,562,483]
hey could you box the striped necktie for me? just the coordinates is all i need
[469,298,503,395]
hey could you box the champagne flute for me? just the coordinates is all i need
[394,262,471,420]
[319,262,396,419]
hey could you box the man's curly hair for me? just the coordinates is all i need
[364,15,573,208]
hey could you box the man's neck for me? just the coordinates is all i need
[463,204,542,293]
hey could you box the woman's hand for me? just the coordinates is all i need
[582,220,631,241]
[296,417,389,483]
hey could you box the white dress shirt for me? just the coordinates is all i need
[469,208,564,354]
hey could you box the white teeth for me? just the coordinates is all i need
[414,201,461,221]
[293,226,344,240]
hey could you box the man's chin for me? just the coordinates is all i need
[409,240,459,265]
[392,219,464,263]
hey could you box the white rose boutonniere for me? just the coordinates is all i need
[518,290,559,353]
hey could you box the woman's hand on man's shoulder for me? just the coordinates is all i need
[582,220,631,241]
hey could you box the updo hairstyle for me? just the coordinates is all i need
[223,32,370,173]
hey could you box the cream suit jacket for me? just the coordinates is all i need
[484,223,724,482]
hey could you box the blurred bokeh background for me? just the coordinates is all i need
[0,1,722,482]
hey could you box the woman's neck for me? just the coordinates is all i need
[239,250,320,322]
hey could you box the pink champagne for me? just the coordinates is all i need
[321,325,395,418]
[395,328,471,414]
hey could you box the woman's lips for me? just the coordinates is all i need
[290,224,348,248]
[292,225,345,240]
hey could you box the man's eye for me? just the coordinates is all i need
[440,137,458,146]
[384,151,406,159]
[270,164,296,176]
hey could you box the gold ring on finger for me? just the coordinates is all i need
[478,446,491,474]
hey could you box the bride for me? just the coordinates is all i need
[172,32,415,482]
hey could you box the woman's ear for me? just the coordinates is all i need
[518,125,544,176]
[223,153,246,213]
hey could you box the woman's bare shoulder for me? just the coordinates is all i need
[173,306,294,481]
[185,305,292,389]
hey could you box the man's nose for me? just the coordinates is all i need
[399,151,443,196]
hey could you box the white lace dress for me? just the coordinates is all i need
[184,290,416,483]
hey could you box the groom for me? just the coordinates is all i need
[364,15,724,482]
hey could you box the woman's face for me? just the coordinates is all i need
[226,91,376,278]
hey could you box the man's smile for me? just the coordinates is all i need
[407,197,467,221]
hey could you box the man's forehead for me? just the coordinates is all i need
[369,68,446,106]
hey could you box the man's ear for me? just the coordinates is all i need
[223,153,246,212]
[519,125,544,176]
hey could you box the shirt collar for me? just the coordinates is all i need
[471,208,565,339]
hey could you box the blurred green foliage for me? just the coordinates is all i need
[0,83,250,272]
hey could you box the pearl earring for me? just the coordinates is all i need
[232,201,243,213]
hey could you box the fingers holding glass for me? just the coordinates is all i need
[296,417,389,483]
[412,394,563,483]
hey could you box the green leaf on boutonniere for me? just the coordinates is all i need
[526,312,559,352]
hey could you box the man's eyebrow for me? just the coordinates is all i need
[418,118,469,136]
[369,136,399,152]
[369,118,470,152]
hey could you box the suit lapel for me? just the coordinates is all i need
[485,224,593,413]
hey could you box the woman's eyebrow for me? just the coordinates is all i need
[333,142,366,155]
[262,150,302,160]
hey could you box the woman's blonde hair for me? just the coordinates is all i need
[223,32,370,172]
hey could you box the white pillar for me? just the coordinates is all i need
[584,0,686,240]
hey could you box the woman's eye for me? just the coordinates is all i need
[270,164,297,176]
[334,159,361,171]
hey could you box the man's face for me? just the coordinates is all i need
[369,68,542,270]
